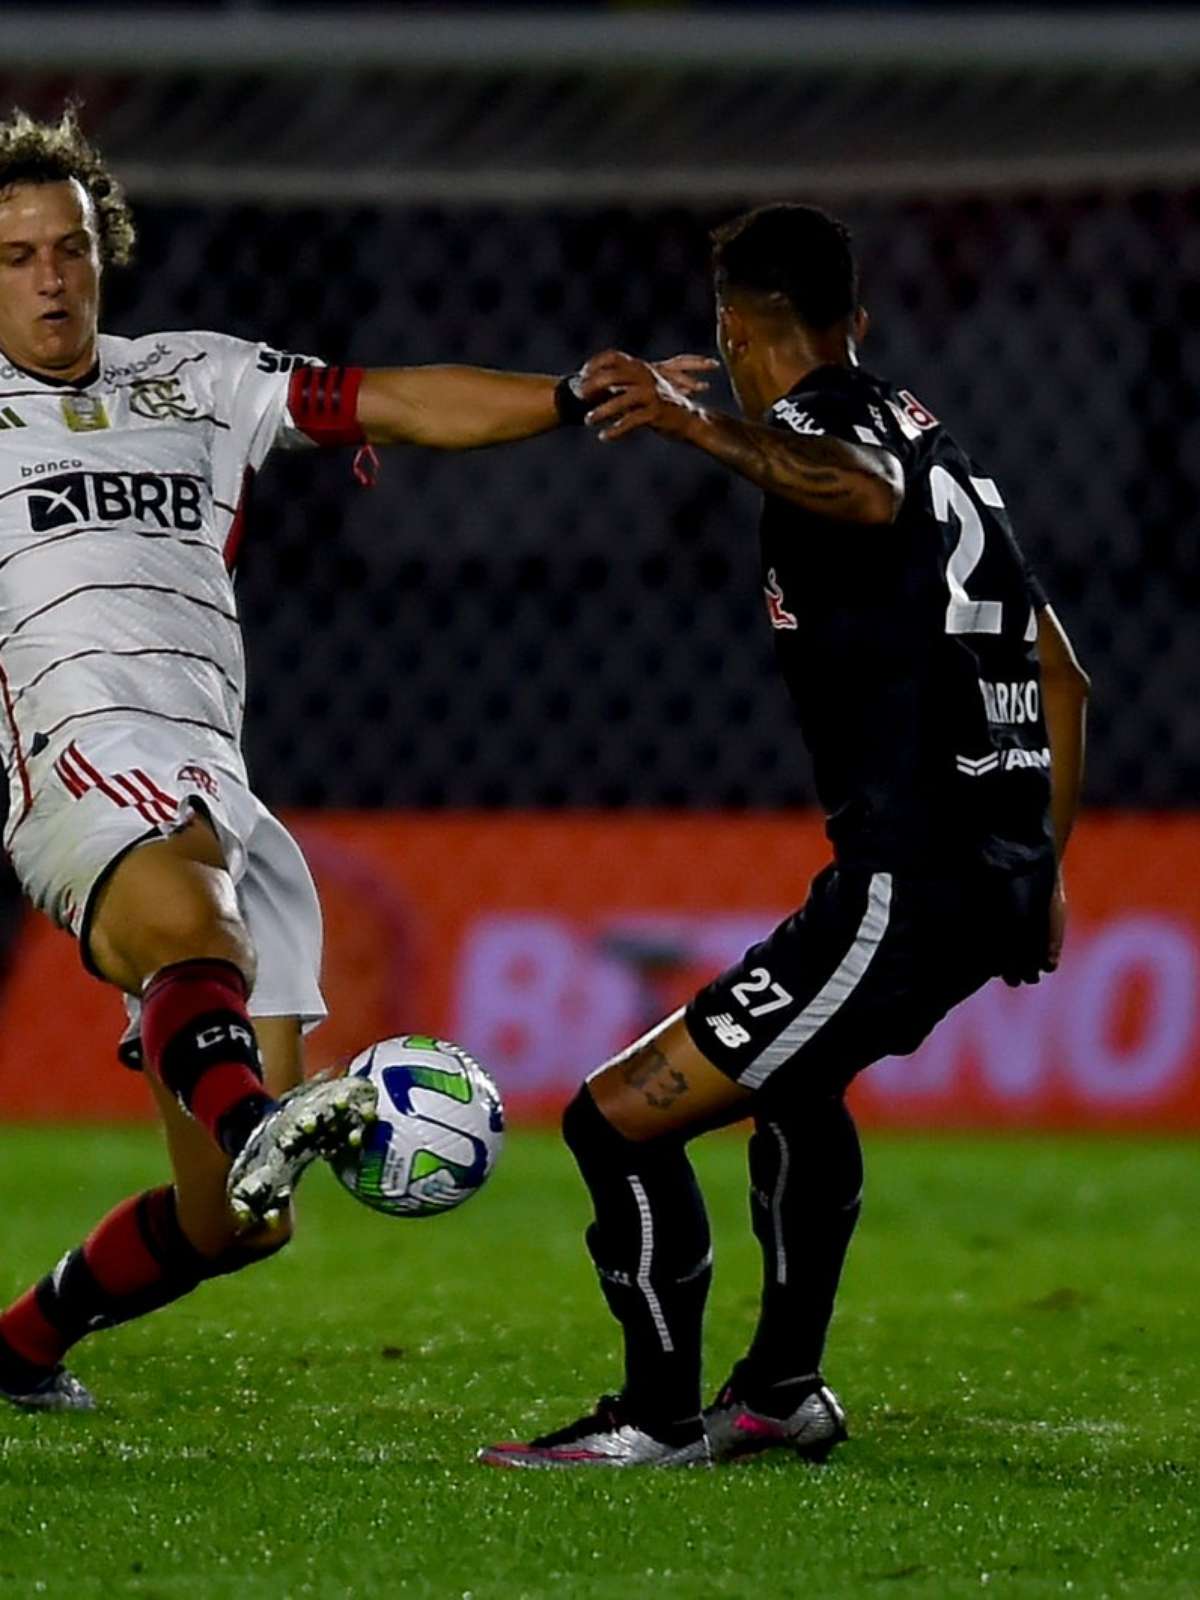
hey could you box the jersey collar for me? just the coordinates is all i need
[0,347,101,391]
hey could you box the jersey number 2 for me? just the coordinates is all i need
[931,464,1003,636]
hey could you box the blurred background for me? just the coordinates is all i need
[0,2,1196,1128]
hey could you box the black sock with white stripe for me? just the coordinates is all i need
[562,1086,711,1438]
[740,1095,863,1402]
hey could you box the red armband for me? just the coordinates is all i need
[286,363,366,446]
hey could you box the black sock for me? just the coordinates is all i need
[216,1093,274,1158]
[740,1096,863,1396]
[563,1087,711,1434]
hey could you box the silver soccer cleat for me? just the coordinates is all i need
[1,1366,96,1413]
[478,1395,712,1469]
[227,1071,378,1228]
[704,1377,847,1464]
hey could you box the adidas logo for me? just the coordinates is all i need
[0,406,26,430]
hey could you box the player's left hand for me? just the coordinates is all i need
[579,349,710,441]
[1002,871,1067,986]
[1045,873,1067,972]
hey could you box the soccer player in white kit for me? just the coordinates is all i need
[0,107,709,1410]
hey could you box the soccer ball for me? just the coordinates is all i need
[330,1035,504,1218]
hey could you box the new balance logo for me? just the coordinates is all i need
[54,741,179,824]
[706,1013,752,1050]
[0,406,26,430]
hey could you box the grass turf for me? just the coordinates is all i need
[0,1126,1196,1600]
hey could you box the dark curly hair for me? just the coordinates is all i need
[0,105,135,267]
[712,204,857,331]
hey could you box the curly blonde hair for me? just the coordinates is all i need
[0,104,135,267]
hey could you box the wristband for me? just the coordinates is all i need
[554,373,590,427]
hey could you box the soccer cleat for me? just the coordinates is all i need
[478,1394,712,1469]
[1,1366,96,1413]
[227,1071,378,1228]
[704,1373,847,1464]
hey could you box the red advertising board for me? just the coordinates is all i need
[0,812,1196,1129]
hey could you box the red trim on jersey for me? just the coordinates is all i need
[67,742,134,808]
[223,465,255,571]
[131,768,180,814]
[55,753,88,798]
[113,772,173,825]
[287,363,366,446]
[0,661,32,824]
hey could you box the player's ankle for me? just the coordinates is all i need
[724,1365,825,1415]
[216,1091,275,1158]
[622,1396,705,1446]
[0,1332,56,1396]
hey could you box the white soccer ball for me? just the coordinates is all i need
[331,1035,504,1217]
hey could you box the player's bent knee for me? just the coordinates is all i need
[187,1207,294,1270]
[562,1084,673,1179]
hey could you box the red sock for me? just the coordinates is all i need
[0,1188,205,1376]
[140,959,272,1153]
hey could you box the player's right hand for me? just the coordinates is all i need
[651,354,719,396]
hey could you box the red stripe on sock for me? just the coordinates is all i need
[82,1193,163,1298]
[0,1286,66,1367]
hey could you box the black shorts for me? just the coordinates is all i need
[684,859,1055,1103]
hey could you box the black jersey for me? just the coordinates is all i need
[759,363,1053,873]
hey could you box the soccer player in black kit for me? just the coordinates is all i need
[480,204,1089,1469]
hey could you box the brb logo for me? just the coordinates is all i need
[24,470,203,533]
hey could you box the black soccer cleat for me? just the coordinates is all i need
[0,1365,96,1413]
[704,1371,847,1464]
[479,1394,711,1469]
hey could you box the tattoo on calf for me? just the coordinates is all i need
[621,1045,690,1111]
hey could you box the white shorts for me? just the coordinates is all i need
[7,721,326,1032]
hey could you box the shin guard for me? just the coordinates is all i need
[743,1095,863,1387]
[140,958,273,1154]
[562,1085,712,1429]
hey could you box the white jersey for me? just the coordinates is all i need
[0,329,317,844]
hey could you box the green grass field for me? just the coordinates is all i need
[0,1126,1197,1600]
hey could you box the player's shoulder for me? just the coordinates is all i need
[96,329,227,376]
[790,366,957,466]
[97,330,308,382]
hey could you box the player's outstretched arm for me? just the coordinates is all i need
[357,367,560,449]
[579,350,903,525]
[1036,604,1090,970]
[356,356,716,451]
[1037,605,1089,865]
